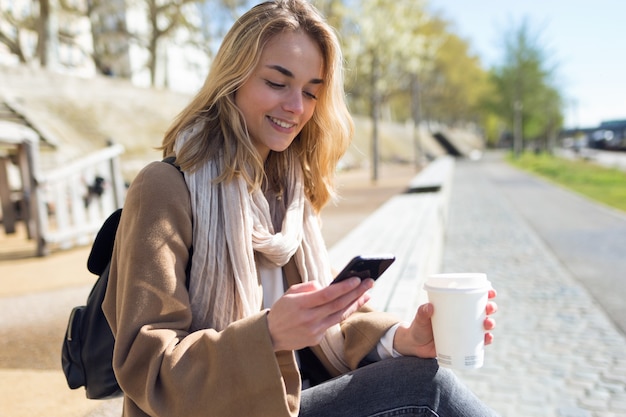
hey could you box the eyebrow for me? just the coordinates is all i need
[266,64,323,85]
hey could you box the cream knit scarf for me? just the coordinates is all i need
[175,124,336,335]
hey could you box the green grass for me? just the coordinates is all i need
[507,152,626,213]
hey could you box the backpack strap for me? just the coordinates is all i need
[162,155,179,169]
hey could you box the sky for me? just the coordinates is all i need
[427,0,626,129]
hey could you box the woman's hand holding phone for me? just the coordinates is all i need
[267,254,394,352]
[267,277,373,352]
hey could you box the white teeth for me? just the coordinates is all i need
[270,117,293,129]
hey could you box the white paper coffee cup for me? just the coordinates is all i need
[424,273,491,370]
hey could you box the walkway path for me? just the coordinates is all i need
[486,152,626,334]
[442,152,626,417]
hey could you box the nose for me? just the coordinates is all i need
[283,90,304,115]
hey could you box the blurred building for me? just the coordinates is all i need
[0,0,209,93]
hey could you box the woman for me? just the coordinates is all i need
[103,1,499,416]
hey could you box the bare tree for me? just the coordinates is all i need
[128,0,207,87]
[0,4,33,63]
[1,0,89,69]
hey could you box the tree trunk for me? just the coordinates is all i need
[410,73,424,170]
[370,54,381,183]
[148,0,159,86]
[149,39,158,86]
[36,0,50,67]
[513,100,523,157]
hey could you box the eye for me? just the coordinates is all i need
[265,80,284,89]
[304,90,318,100]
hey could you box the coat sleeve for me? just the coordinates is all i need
[340,306,400,370]
[309,305,400,377]
[102,162,300,417]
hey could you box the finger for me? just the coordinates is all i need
[301,279,372,330]
[325,277,363,294]
[360,278,375,292]
[414,303,434,326]
[488,289,497,299]
[318,290,373,332]
[484,332,494,345]
[321,279,373,315]
[483,317,496,331]
[486,301,498,315]
[294,278,362,309]
[420,302,434,317]
[285,280,322,294]
[340,292,372,321]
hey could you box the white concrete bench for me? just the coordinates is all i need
[407,155,455,194]
[329,156,455,321]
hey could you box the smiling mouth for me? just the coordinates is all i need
[269,116,295,129]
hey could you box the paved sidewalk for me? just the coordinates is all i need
[441,154,626,417]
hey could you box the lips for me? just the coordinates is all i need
[268,116,295,129]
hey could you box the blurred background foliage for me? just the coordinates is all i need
[0,0,564,152]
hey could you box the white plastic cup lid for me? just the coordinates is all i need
[424,273,491,293]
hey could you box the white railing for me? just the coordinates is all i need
[35,144,126,255]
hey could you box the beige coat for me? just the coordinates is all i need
[103,161,399,417]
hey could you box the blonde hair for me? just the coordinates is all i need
[160,0,353,212]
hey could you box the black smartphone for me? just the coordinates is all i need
[330,254,396,284]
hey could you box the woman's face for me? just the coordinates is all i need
[235,30,324,161]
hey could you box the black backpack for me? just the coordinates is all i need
[61,208,124,399]
[61,158,186,399]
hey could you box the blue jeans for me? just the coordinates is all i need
[299,357,499,417]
